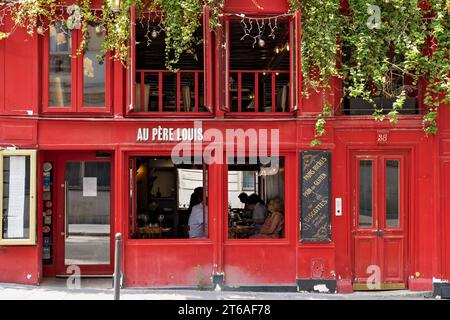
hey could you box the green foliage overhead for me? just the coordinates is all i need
[289,0,450,144]
[1,0,450,142]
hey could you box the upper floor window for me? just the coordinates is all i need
[343,75,422,116]
[129,6,213,115]
[43,19,112,114]
[217,12,301,115]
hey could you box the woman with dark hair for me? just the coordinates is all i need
[187,187,203,216]
[188,187,208,238]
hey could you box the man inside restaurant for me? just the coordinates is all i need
[245,193,267,232]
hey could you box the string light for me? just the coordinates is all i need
[227,13,292,49]
[139,11,164,47]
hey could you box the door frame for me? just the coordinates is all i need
[350,149,409,290]
[55,152,115,276]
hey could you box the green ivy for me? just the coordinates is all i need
[1,0,449,141]
[0,0,224,68]
[290,0,450,145]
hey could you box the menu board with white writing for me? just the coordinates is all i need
[300,151,331,242]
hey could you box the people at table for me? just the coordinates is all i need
[250,198,284,239]
[188,187,208,238]
[245,193,267,231]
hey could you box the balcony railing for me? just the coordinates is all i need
[134,70,207,113]
[229,70,290,113]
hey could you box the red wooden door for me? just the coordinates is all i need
[351,152,407,290]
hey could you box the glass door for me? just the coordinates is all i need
[57,158,113,275]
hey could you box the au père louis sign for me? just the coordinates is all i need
[137,126,203,142]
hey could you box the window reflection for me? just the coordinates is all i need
[359,160,373,228]
[83,25,106,107]
[49,21,71,107]
[386,160,400,228]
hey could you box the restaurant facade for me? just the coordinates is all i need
[1,0,450,294]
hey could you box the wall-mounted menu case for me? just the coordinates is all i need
[42,161,53,263]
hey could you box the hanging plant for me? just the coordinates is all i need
[290,0,450,145]
[148,0,203,71]
[0,0,224,68]
[4,0,59,36]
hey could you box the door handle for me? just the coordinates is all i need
[376,230,384,237]
[64,180,68,239]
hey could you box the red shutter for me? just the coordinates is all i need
[290,10,301,112]
[127,5,136,113]
[203,5,213,113]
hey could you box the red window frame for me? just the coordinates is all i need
[217,10,302,116]
[42,17,113,115]
[126,5,214,117]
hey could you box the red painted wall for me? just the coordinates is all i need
[0,0,448,290]
[0,16,38,116]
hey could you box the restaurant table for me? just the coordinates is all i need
[138,226,172,239]
[229,225,255,239]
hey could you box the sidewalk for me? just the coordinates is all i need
[0,279,434,300]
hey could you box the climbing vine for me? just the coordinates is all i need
[1,0,449,140]
[290,0,450,145]
[0,0,223,68]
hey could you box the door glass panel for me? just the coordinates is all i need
[83,25,106,107]
[359,160,373,228]
[386,160,400,228]
[49,21,72,107]
[65,161,110,265]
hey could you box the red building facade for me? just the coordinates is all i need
[0,0,449,294]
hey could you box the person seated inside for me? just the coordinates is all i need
[148,200,163,224]
[238,192,252,215]
[188,187,208,238]
[250,198,284,239]
[238,192,248,207]
[245,193,267,232]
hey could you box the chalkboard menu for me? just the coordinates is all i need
[300,151,331,242]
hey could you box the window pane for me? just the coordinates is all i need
[65,161,110,265]
[49,22,71,107]
[386,160,400,228]
[130,157,207,239]
[359,160,373,228]
[290,19,296,109]
[83,25,106,107]
[2,156,31,239]
[228,157,285,239]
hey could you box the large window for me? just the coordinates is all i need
[218,12,301,114]
[129,157,208,239]
[130,6,213,115]
[227,157,285,239]
[0,150,37,245]
[44,19,111,113]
